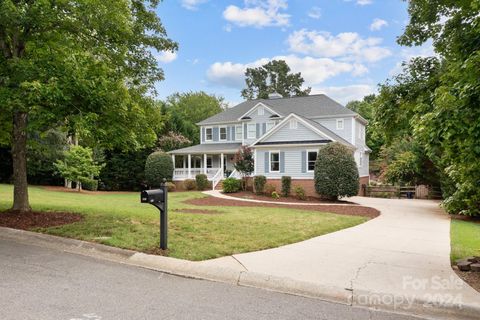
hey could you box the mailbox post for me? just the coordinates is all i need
[140,182,168,250]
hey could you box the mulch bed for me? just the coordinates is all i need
[173,208,222,215]
[228,191,356,204]
[454,269,480,293]
[450,214,480,224]
[184,197,380,218]
[0,210,83,230]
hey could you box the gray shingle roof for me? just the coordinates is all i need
[167,143,242,154]
[197,94,358,125]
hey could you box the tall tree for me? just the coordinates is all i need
[162,91,226,144]
[383,0,480,215]
[241,60,311,100]
[0,0,177,212]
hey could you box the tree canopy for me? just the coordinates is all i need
[241,60,311,100]
[0,0,177,212]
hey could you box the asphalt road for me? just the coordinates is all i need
[0,238,428,320]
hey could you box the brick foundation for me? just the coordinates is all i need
[260,176,370,198]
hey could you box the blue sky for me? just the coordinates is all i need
[154,0,433,106]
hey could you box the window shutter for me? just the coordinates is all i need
[256,123,260,138]
[262,123,266,135]
[213,127,219,141]
[301,151,306,173]
[280,152,285,173]
[226,127,231,141]
[231,126,235,141]
[244,123,247,139]
[201,127,205,142]
[264,152,269,173]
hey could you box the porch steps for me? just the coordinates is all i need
[214,180,223,191]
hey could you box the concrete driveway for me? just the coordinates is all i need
[201,197,480,316]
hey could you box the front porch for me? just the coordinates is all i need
[168,143,242,184]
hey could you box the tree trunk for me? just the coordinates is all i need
[11,111,31,212]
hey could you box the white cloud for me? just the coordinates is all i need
[344,0,373,5]
[287,29,391,62]
[370,18,388,31]
[156,51,178,63]
[308,6,321,19]
[223,0,290,28]
[181,0,208,10]
[206,55,367,89]
[311,84,376,105]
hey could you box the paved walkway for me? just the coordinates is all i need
[200,195,480,316]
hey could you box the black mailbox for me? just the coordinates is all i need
[141,189,164,204]
[141,183,168,250]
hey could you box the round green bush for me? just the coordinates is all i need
[314,142,359,200]
[183,179,196,190]
[222,178,241,193]
[195,174,209,191]
[144,151,173,187]
[281,176,291,197]
[253,175,267,195]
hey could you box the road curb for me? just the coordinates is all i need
[1,226,479,320]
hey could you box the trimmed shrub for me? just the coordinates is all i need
[281,176,291,197]
[183,179,196,191]
[195,174,209,191]
[222,178,241,193]
[264,183,276,195]
[166,182,176,192]
[293,185,306,200]
[80,178,98,191]
[145,151,173,187]
[271,191,280,199]
[314,142,359,200]
[254,175,267,195]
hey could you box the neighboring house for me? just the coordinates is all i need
[168,94,370,195]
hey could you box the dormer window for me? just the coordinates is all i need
[289,119,298,129]
[336,119,344,130]
[258,106,264,115]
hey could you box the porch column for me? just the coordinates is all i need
[171,154,175,169]
[187,154,191,179]
[203,154,207,174]
[220,152,224,176]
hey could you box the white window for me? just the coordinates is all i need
[336,119,344,130]
[247,123,256,139]
[289,119,298,129]
[235,125,243,141]
[205,127,213,141]
[266,121,275,132]
[270,152,280,172]
[258,106,264,115]
[307,151,318,172]
[206,156,213,168]
[219,126,227,140]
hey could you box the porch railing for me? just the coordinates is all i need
[173,168,221,180]
[211,168,223,190]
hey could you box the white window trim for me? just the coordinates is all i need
[306,149,318,172]
[258,106,264,115]
[219,126,227,141]
[205,127,213,141]
[235,125,243,141]
[269,150,280,173]
[289,119,298,129]
[266,121,275,132]
[336,118,344,130]
[247,123,256,139]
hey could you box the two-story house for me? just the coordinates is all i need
[168,94,370,195]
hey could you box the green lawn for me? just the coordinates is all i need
[451,219,480,262]
[0,184,369,261]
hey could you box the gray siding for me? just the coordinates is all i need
[243,107,277,145]
[316,117,353,144]
[263,122,323,143]
[255,146,322,179]
[200,124,241,144]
